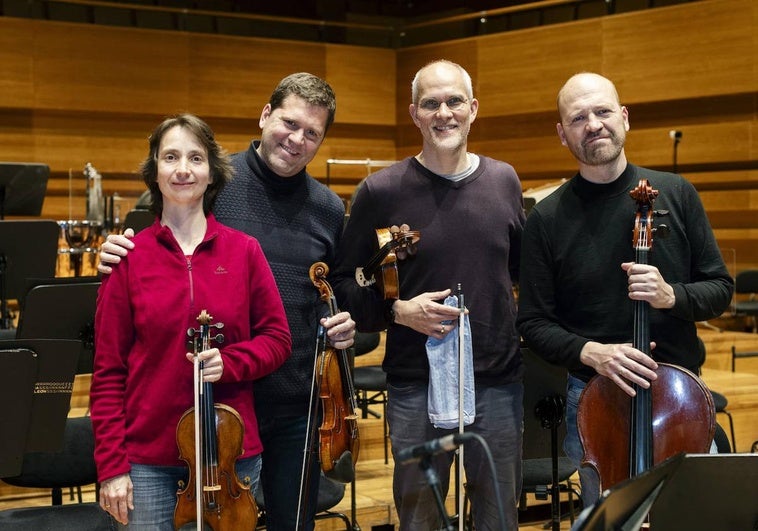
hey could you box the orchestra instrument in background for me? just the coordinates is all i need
[56,163,132,277]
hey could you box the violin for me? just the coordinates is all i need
[174,310,258,530]
[310,262,360,482]
[577,180,715,493]
[355,224,420,299]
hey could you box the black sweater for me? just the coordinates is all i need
[516,164,734,381]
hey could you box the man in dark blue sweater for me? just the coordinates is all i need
[99,73,355,531]
[517,72,733,507]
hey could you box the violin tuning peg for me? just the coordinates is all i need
[396,248,408,260]
[187,327,196,337]
[654,210,670,217]
[214,333,225,344]
[389,225,400,234]
[399,223,410,232]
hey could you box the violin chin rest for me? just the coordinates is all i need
[325,451,355,483]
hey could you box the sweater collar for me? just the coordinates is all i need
[572,163,637,201]
[245,140,308,194]
[154,213,220,250]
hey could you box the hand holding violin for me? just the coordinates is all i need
[100,473,134,525]
[321,311,356,350]
[185,348,224,382]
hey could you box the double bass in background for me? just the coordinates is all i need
[577,180,715,497]
[174,310,258,530]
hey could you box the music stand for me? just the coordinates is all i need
[0,338,80,476]
[573,453,685,531]
[16,277,101,374]
[0,162,50,219]
[123,208,154,234]
[0,347,37,477]
[0,220,60,329]
[649,454,758,530]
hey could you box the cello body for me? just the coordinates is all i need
[577,363,715,490]
[576,179,716,494]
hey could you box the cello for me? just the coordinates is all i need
[174,310,258,530]
[577,179,715,496]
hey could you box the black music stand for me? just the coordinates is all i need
[0,162,50,219]
[0,220,60,330]
[572,453,685,531]
[649,454,758,530]
[16,277,101,374]
[123,208,154,234]
[0,338,80,477]
[0,347,37,477]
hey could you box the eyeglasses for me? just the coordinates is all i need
[418,97,469,113]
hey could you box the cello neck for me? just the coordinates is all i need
[630,181,657,477]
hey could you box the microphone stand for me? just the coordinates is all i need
[670,130,682,174]
[419,455,455,531]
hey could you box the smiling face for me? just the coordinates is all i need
[156,125,211,210]
[409,61,479,157]
[556,73,630,172]
[256,94,330,177]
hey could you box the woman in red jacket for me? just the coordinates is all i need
[90,114,291,529]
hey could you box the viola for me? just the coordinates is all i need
[310,262,361,482]
[174,310,258,530]
[577,179,715,493]
[355,224,420,299]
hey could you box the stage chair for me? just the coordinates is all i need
[0,415,98,506]
[734,269,758,332]
[520,347,579,528]
[0,503,112,531]
[351,331,389,464]
[697,337,736,451]
[254,472,352,530]
[731,343,758,373]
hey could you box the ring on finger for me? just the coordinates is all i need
[440,325,446,334]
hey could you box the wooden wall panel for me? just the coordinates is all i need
[624,121,755,168]
[31,21,191,114]
[0,0,755,268]
[477,19,603,117]
[0,19,34,109]
[602,0,756,103]
[326,44,396,126]
[191,36,328,119]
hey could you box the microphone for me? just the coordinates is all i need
[396,432,473,465]
[669,130,682,141]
